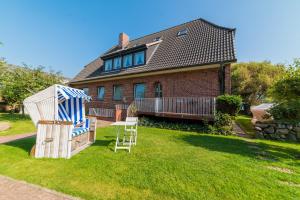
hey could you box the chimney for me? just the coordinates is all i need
[119,32,129,49]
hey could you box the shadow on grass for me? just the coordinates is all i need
[180,134,300,163]
[93,139,114,147]
[2,137,35,154]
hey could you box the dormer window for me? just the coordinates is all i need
[104,59,112,71]
[134,51,145,66]
[153,37,161,42]
[177,28,188,36]
[113,57,122,70]
[123,54,133,68]
[103,50,145,71]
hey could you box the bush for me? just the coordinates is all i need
[139,116,207,132]
[208,112,233,135]
[268,101,300,123]
[216,95,242,116]
[267,60,300,122]
[139,114,234,136]
[127,104,137,117]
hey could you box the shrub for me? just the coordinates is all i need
[267,60,300,122]
[216,95,242,116]
[127,104,138,117]
[138,116,207,132]
[268,101,300,123]
[209,112,233,135]
[139,114,234,136]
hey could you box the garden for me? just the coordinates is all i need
[0,126,300,200]
[0,58,300,199]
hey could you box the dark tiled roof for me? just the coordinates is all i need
[71,18,236,83]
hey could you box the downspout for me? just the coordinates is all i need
[218,63,225,95]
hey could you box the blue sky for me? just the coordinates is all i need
[0,0,299,78]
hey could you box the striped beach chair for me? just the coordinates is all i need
[24,84,97,159]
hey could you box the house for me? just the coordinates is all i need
[69,18,236,121]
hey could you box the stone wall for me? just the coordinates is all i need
[255,121,300,142]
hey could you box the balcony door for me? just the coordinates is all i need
[154,82,163,112]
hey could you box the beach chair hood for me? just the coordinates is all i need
[24,84,91,126]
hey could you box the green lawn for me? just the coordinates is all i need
[0,113,36,136]
[235,115,256,135]
[0,126,299,199]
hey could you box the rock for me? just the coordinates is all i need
[255,132,265,139]
[277,124,286,129]
[294,127,300,133]
[280,134,286,139]
[255,123,269,128]
[277,128,289,135]
[265,126,275,134]
[287,134,298,142]
[255,126,262,131]
[287,124,293,130]
[296,132,300,139]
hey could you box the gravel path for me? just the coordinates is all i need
[0,175,80,200]
[0,132,36,144]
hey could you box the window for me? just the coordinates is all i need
[113,85,122,100]
[82,88,89,95]
[97,86,105,100]
[123,54,132,68]
[134,83,146,99]
[177,28,188,36]
[134,51,145,66]
[113,57,121,70]
[104,59,113,71]
[153,37,161,42]
[154,82,162,98]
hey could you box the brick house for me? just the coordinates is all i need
[69,18,236,121]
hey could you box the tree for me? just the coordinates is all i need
[231,61,285,106]
[0,65,64,114]
[268,59,300,122]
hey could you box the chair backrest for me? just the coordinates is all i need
[125,117,138,131]
[126,117,138,123]
[58,103,72,121]
[59,97,87,128]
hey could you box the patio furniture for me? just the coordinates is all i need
[23,84,97,159]
[111,120,137,153]
[125,117,138,145]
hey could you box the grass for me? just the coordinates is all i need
[0,112,35,136]
[0,126,300,199]
[235,115,255,135]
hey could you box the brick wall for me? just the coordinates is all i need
[71,65,231,110]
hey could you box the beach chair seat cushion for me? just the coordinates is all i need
[72,127,89,137]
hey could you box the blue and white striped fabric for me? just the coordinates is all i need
[57,85,91,102]
[72,127,89,137]
[59,97,84,125]
[56,85,91,137]
[58,104,71,121]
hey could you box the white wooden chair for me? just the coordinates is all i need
[124,117,138,145]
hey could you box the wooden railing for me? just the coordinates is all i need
[132,97,216,117]
[89,108,115,118]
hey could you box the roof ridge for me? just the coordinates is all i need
[199,18,236,32]
[128,18,201,43]
[128,18,235,43]
[103,18,235,56]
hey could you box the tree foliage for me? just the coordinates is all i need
[268,59,300,122]
[0,64,64,113]
[231,61,285,105]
